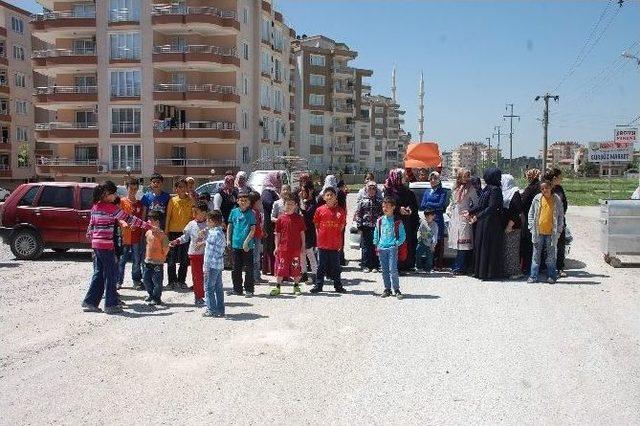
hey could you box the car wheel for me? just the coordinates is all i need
[52,248,69,254]
[10,229,44,260]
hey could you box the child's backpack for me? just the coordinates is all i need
[376,217,408,262]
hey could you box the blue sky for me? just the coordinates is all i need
[13,0,640,156]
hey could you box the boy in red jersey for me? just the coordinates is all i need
[310,187,347,294]
[270,196,306,296]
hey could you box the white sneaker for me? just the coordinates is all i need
[362,268,371,273]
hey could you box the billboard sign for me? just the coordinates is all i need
[588,128,637,163]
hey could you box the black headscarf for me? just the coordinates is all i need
[483,168,502,188]
[470,176,482,195]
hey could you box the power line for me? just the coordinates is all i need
[503,104,520,173]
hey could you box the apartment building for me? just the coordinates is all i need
[291,35,372,174]
[0,1,35,186]
[451,141,501,176]
[544,141,582,167]
[358,94,407,171]
[31,0,294,183]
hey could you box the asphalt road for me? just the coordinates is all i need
[0,198,638,425]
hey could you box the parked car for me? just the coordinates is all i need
[195,180,224,197]
[0,182,96,260]
[0,186,10,202]
[348,181,456,259]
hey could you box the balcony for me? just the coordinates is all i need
[333,86,353,98]
[152,45,239,71]
[151,5,239,35]
[0,163,10,178]
[333,66,354,77]
[0,109,10,122]
[333,105,353,115]
[35,122,98,143]
[154,120,239,143]
[111,122,141,138]
[36,157,100,176]
[333,124,353,135]
[32,48,97,76]
[153,83,239,106]
[0,81,8,95]
[333,144,354,155]
[35,86,98,110]
[155,158,237,176]
[31,11,96,42]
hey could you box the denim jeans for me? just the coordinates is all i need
[118,243,143,285]
[415,242,434,272]
[84,249,119,309]
[378,246,400,291]
[360,227,379,270]
[205,267,224,314]
[451,249,470,273]
[143,262,164,301]
[253,239,262,281]
[232,248,254,293]
[167,231,189,285]
[530,235,557,281]
[315,249,343,289]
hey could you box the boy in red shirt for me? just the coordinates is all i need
[271,196,306,296]
[310,187,347,294]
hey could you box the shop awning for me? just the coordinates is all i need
[403,142,441,168]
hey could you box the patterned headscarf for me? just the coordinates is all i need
[525,168,541,184]
[235,171,248,188]
[384,169,404,198]
[263,171,282,192]
[222,173,235,194]
[501,173,519,208]
[321,175,338,194]
[298,173,311,189]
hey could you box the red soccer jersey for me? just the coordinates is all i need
[275,212,306,255]
[313,204,346,250]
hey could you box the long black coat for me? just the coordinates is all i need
[520,179,541,274]
[470,183,504,280]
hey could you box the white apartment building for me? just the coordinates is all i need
[359,94,406,172]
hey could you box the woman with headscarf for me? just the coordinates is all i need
[501,174,524,279]
[261,171,282,275]
[357,172,382,202]
[383,169,419,272]
[213,172,238,224]
[520,168,541,276]
[317,175,346,208]
[468,168,504,280]
[293,172,314,204]
[420,171,448,269]
[447,168,478,274]
[234,171,252,195]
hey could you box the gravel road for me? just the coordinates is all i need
[0,197,639,425]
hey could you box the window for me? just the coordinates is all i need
[310,114,324,126]
[242,146,250,164]
[80,187,94,210]
[75,146,98,161]
[242,42,249,60]
[260,84,270,108]
[111,144,141,170]
[73,39,96,55]
[375,106,384,114]
[18,186,40,206]
[76,111,97,127]
[0,99,8,114]
[274,90,283,111]
[11,17,24,34]
[16,127,28,141]
[310,54,325,66]
[275,118,284,141]
[0,42,5,58]
[375,117,384,125]
[310,155,322,166]
[75,75,97,88]
[15,101,27,116]
[309,74,325,86]
[109,0,140,22]
[242,110,248,129]
[310,134,324,146]
[261,116,270,140]
[309,94,325,106]
[243,8,248,24]
[261,19,270,43]
[374,128,383,136]
[274,58,282,81]
[37,186,74,209]
[109,32,141,60]
[73,3,96,18]
[274,29,284,51]
[110,70,141,97]
[14,73,26,88]
[0,70,6,87]
[261,51,271,75]
[12,45,25,61]
[243,74,249,95]
[111,107,141,133]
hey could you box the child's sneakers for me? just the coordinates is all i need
[194,298,205,306]
[293,284,302,295]
[362,268,371,273]
[394,290,404,300]
[527,277,536,283]
[81,301,102,313]
[381,289,392,298]
[269,286,281,296]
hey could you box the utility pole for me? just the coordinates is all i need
[485,136,491,168]
[535,93,559,171]
[503,103,520,174]
[492,126,502,167]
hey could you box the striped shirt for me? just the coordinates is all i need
[87,201,151,250]
[203,226,226,270]
[175,219,208,255]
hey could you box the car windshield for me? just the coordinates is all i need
[248,172,269,187]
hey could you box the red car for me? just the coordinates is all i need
[0,182,97,260]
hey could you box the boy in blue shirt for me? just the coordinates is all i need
[374,197,406,299]
[227,193,256,296]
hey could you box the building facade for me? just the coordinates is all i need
[358,94,406,172]
[544,141,582,168]
[0,1,35,186]
[291,35,373,174]
[450,142,500,176]
[31,0,294,183]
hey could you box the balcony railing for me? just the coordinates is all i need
[152,44,237,57]
[155,158,236,167]
[154,83,236,94]
[33,10,96,21]
[0,164,10,171]
[35,86,98,95]
[334,105,353,113]
[35,122,97,130]
[112,160,141,171]
[109,9,139,22]
[39,158,99,167]
[333,66,354,75]
[333,125,353,133]
[0,108,9,115]
[33,48,96,58]
[151,4,236,19]
[112,122,141,134]
[334,87,353,94]
[153,120,236,132]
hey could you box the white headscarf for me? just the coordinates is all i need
[321,174,338,195]
[501,174,520,208]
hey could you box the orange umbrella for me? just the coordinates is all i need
[403,142,441,168]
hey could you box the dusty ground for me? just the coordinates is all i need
[0,198,639,425]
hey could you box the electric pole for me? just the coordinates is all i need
[503,103,520,174]
[535,93,559,171]
[492,126,502,167]
[485,136,491,168]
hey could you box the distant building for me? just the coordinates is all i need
[544,141,583,169]
[451,142,501,176]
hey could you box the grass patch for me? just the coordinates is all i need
[517,177,638,206]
